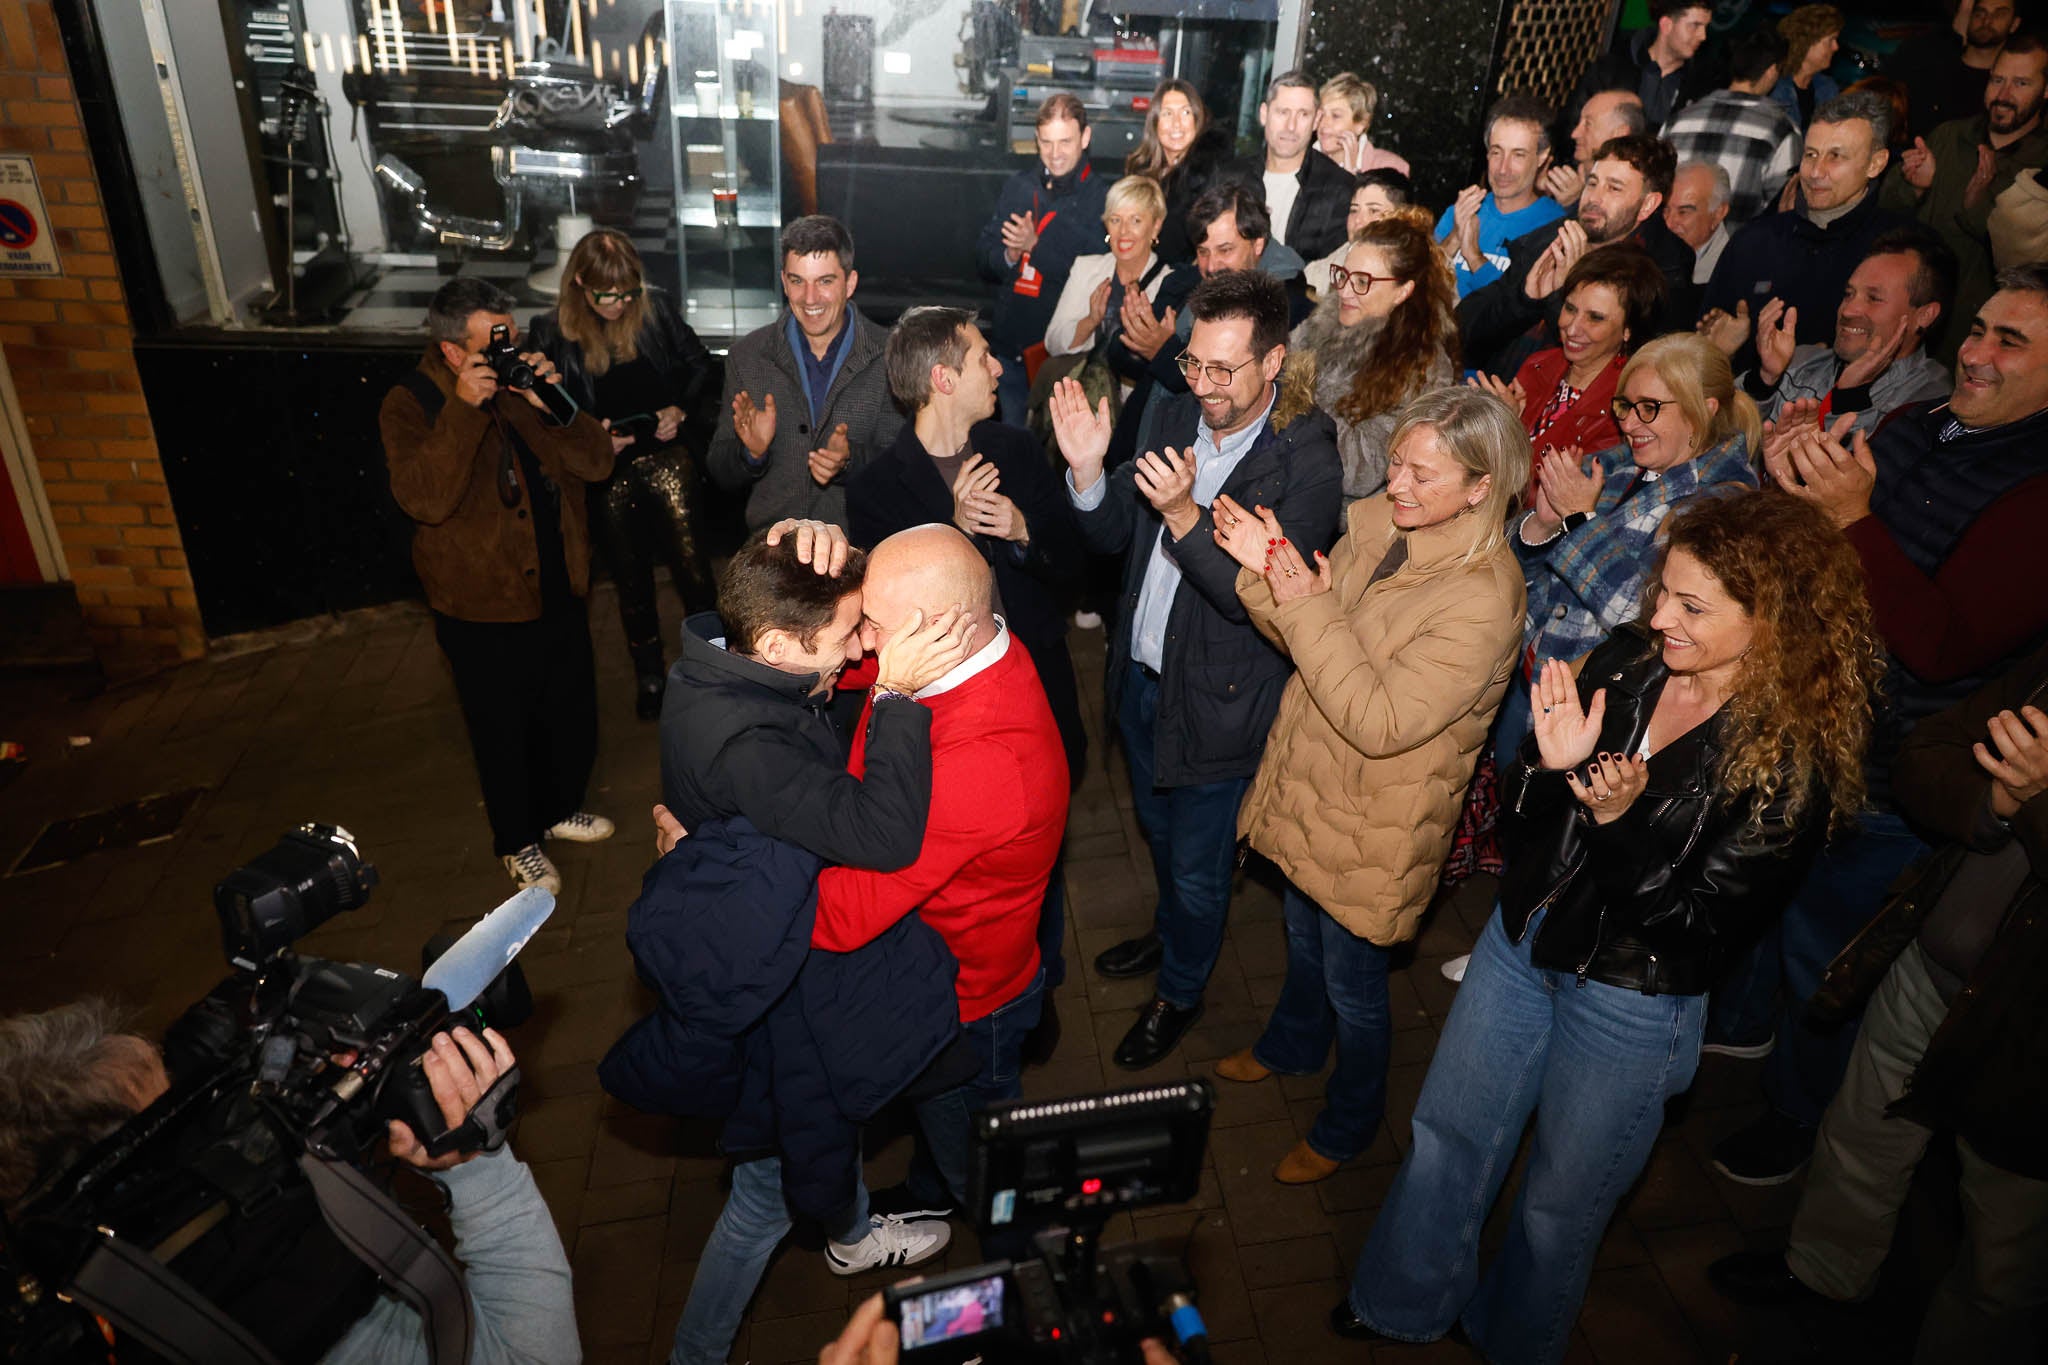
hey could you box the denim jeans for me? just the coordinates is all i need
[670,1157,869,1365]
[1252,881,1392,1161]
[996,351,1031,428]
[1349,907,1704,1365]
[1706,811,1926,1127]
[1117,662,1252,1009]
[905,969,1048,1211]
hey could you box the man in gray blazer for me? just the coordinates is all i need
[707,216,904,530]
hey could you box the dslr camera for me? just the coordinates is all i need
[1,824,554,1365]
[884,1080,1216,1365]
[482,322,579,425]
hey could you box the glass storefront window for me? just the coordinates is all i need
[88,0,1290,342]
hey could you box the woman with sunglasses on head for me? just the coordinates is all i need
[1125,79,1236,265]
[1284,215,1459,501]
[1339,488,1884,1364]
[1206,387,1528,1186]
[530,228,716,718]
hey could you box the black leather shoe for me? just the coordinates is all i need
[1094,931,1162,979]
[1707,1250,1820,1306]
[1113,997,1202,1069]
[635,675,666,721]
[1328,1300,1393,1342]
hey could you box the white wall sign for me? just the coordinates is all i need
[0,156,63,278]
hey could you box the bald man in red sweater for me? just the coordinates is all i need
[812,522,1071,1220]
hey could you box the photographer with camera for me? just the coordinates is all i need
[381,278,617,899]
[0,1000,578,1364]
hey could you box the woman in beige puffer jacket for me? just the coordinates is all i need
[1208,386,1528,1186]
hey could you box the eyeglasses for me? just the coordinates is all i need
[585,286,643,305]
[1327,266,1400,296]
[1175,351,1258,387]
[1610,395,1672,424]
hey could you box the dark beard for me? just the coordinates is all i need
[1292,293,1388,399]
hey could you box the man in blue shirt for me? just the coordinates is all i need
[975,92,1112,427]
[1436,94,1569,298]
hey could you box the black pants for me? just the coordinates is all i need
[586,446,712,671]
[434,600,599,856]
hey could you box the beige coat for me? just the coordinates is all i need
[1236,495,1525,944]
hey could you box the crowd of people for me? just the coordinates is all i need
[6,4,2048,1363]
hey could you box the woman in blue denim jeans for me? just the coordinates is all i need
[1336,489,1886,1364]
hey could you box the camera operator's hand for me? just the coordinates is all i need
[455,354,500,409]
[387,1025,514,1172]
[515,351,565,415]
[821,1294,899,1365]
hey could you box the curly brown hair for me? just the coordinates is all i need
[1332,216,1460,424]
[1644,489,1884,835]
[1777,4,1843,82]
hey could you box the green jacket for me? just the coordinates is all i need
[1882,114,2048,360]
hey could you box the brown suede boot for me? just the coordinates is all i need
[1213,1048,1271,1084]
[1274,1140,1342,1185]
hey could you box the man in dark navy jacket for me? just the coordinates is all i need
[1054,269,1344,1069]
[976,92,1112,426]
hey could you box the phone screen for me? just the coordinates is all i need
[897,1273,1006,1351]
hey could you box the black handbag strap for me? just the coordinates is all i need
[300,1154,474,1365]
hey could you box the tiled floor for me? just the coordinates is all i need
[0,588,1959,1363]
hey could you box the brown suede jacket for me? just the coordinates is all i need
[380,346,613,622]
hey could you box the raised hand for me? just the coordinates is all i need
[1837,312,1915,390]
[1000,211,1041,264]
[873,604,980,693]
[1210,493,1282,573]
[1120,290,1176,361]
[764,517,852,576]
[1766,413,1877,528]
[1133,446,1199,534]
[1537,444,1600,519]
[1965,142,1999,208]
[1696,300,1752,358]
[386,1026,516,1171]
[1451,184,1487,270]
[1531,656,1607,772]
[950,453,1003,535]
[1526,221,1588,300]
[1567,751,1650,824]
[1755,298,1798,385]
[1084,277,1114,333]
[1902,137,1937,192]
[1466,370,1528,410]
[1048,376,1114,489]
[1541,163,1584,210]
[1264,536,1331,603]
[1976,704,2048,818]
[808,422,852,487]
[454,354,500,408]
[732,389,778,457]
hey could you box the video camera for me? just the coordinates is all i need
[482,322,580,425]
[884,1080,1216,1365]
[1,824,555,1365]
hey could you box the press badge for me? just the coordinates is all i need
[1013,259,1042,298]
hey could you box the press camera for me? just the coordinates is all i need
[483,322,579,425]
[884,1080,1217,1365]
[1,824,555,1365]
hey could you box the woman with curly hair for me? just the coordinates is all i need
[528,228,715,717]
[1773,4,1844,130]
[1125,79,1235,264]
[1286,215,1458,500]
[1337,487,1885,1364]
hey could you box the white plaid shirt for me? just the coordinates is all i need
[1666,90,1802,223]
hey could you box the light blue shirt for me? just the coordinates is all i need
[1066,386,1275,671]
[1433,194,1565,297]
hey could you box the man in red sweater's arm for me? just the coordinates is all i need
[813,524,1070,1218]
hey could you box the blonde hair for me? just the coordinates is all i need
[1104,174,1167,228]
[1318,72,1379,130]
[555,228,647,377]
[1387,385,1530,559]
[1618,333,1762,462]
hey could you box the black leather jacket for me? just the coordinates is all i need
[1499,625,1829,996]
[527,286,715,438]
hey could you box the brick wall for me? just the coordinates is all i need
[0,0,204,675]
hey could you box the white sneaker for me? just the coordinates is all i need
[824,1213,952,1276]
[545,812,615,842]
[503,844,562,895]
[1441,954,1470,984]
[1072,610,1102,630]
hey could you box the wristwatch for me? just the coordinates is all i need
[870,684,919,707]
[1559,510,1594,534]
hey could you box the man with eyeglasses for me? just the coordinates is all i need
[707,215,903,531]
[1050,269,1344,1069]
